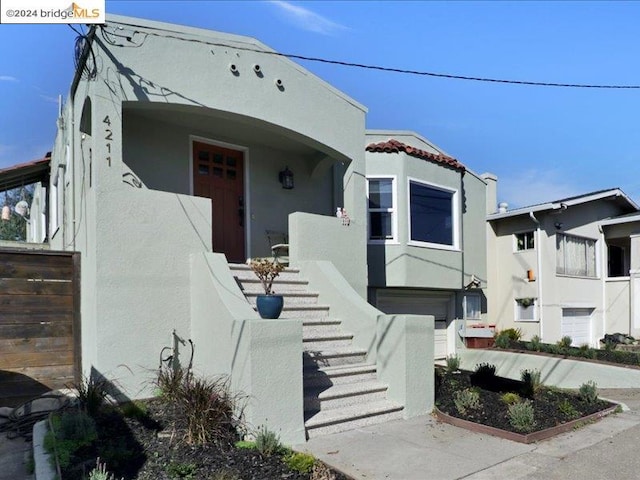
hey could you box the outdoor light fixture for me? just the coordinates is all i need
[1,205,10,221]
[279,166,294,189]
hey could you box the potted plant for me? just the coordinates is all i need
[248,258,285,319]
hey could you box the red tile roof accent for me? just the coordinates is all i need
[366,139,465,171]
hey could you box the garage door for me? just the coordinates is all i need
[561,308,592,346]
[375,289,453,359]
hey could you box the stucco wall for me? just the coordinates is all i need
[488,199,631,344]
[606,279,630,334]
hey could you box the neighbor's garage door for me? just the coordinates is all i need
[561,308,592,346]
[375,290,453,359]
[0,250,80,406]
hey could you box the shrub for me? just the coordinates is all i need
[508,400,536,432]
[529,335,542,351]
[166,462,197,479]
[255,425,282,457]
[474,362,497,379]
[558,336,573,350]
[445,354,460,373]
[500,392,521,405]
[156,364,189,404]
[521,369,542,396]
[579,381,598,404]
[454,388,481,415]
[177,375,240,445]
[502,328,523,341]
[119,401,148,420]
[494,332,511,349]
[71,375,109,417]
[558,399,579,420]
[44,410,98,469]
[283,452,316,474]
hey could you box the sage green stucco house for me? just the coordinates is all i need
[38,15,452,443]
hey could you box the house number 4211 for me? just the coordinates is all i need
[103,115,113,166]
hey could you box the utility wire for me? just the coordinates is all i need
[105,21,640,90]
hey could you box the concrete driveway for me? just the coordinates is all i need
[300,389,640,480]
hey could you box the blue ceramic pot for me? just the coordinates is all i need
[256,294,284,319]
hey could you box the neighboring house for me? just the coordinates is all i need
[28,15,433,443]
[364,132,490,358]
[487,189,639,346]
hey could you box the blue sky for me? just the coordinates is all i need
[1,1,639,207]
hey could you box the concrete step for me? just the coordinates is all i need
[229,264,302,282]
[302,321,343,338]
[279,305,330,319]
[303,347,367,368]
[303,331,354,350]
[304,381,389,411]
[237,278,310,293]
[303,364,378,388]
[245,292,319,306]
[304,400,404,439]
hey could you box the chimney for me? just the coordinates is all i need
[481,173,498,215]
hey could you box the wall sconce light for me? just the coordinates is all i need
[527,269,536,282]
[1,205,10,221]
[279,166,294,189]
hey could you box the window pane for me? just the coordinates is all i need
[370,212,392,240]
[556,235,565,274]
[410,182,453,245]
[518,303,535,321]
[368,179,393,209]
[464,295,481,320]
[557,234,597,277]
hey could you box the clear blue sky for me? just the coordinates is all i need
[1,1,639,207]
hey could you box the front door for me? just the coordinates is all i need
[193,141,245,262]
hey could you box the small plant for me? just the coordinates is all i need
[529,335,542,351]
[445,354,460,373]
[44,410,98,469]
[71,375,109,416]
[178,375,240,445]
[502,328,523,341]
[500,392,521,405]
[453,388,481,415]
[283,451,316,474]
[494,332,511,349]
[234,440,257,449]
[558,399,579,420]
[89,458,124,480]
[579,380,598,404]
[255,424,282,457]
[508,400,536,432]
[521,369,542,396]
[248,258,285,294]
[156,364,189,404]
[474,362,497,379]
[558,335,573,350]
[119,400,148,420]
[166,461,197,479]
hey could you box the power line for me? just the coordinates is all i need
[104,21,640,90]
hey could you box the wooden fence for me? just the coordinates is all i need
[0,249,80,406]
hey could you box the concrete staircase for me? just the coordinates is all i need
[229,263,403,438]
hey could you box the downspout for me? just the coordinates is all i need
[67,26,97,251]
[529,212,544,340]
[598,225,606,345]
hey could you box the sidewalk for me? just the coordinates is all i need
[299,389,640,480]
[0,433,33,480]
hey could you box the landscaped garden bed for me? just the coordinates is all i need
[435,361,619,443]
[44,370,349,480]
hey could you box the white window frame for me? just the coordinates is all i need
[407,177,459,250]
[366,175,398,244]
[515,299,537,322]
[514,230,535,252]
[556,233,598,278]
[463,294,482,321]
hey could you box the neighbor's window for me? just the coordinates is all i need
[409,180,457,248]
[367,177,395,241]
[515,231,535,251]
[556,233,596,277]
[516,298,536,322]
[464,294,481,320]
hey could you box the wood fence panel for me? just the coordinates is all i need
[0,249,80,406]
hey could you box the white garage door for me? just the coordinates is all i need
[561,308,593,346]
[375,290,453,359]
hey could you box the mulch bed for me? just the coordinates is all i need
[61,399,350,480]
[435,369,617,436]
